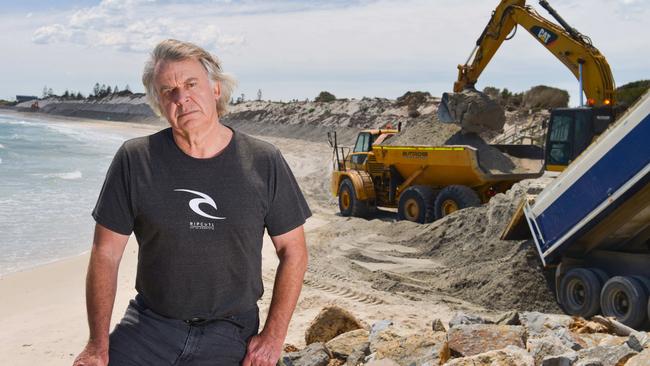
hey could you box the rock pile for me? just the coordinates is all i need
[280,306,650,365]
[440,88,506,134]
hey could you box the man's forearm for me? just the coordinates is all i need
[85,243,121,351]
[262,249,308,341]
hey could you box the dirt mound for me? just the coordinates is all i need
[381,114,461,146]
[443,89,506,133]
[403,177,560,312]
[523,85,569,109]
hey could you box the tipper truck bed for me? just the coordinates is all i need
[520,91,650,328]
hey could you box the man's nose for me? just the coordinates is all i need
[172,88,190,105]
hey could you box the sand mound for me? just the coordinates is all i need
[403,177,560,312]
[381,115,540,174]
[382,114,461,146]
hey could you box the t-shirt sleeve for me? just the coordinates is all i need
[91,144,135,235]
[264,149,312,237]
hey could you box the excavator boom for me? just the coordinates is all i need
[454,0,615,106]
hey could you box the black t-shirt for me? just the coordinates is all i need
[92,126,311,319]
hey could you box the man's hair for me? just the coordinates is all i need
[142,39,237,118]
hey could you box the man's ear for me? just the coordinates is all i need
[213,80,222,100]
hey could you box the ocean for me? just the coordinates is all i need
[0,111,156,275]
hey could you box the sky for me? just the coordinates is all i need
[0,0,648,106]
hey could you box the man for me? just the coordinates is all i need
[73,39,311,366]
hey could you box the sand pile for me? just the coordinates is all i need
[401,177,560,312]
[381,114,540,174]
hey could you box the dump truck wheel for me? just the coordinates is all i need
[600,276,648,328]
[434,185,480,220]
[559,268,602,318]
[338,179,369,218]
[397,186,435,224]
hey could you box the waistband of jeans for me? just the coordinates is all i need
[134,293,259,324]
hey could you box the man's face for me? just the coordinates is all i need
[153,58,221,133]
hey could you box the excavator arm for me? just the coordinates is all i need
[455,0,615,106]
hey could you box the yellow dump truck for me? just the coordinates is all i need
[328,128,544,223]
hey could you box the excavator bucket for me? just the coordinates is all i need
[437,92,455,123]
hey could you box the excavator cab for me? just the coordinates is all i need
[545,107,614,171]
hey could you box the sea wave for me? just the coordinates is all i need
[0,143,5,148]
[36,170,83,180]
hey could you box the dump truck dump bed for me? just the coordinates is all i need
[371,143,543,189]
[524,91,650,266]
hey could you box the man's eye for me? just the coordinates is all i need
[188,82,197,88]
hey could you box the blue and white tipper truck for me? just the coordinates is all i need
[521,91,650,329]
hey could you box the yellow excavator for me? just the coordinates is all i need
[439,0,617,171]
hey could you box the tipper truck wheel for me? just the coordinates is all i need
[338,179,370,218]
[398,186,435,224]
[434,185,481,220]
[559,268,602,318]
[600,276,649,329]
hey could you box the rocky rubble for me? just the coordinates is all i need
[280,307,650,366]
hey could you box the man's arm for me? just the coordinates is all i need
[73,224,130,366]
[243,225,308,366]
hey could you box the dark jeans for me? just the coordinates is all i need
[108,296,259,366]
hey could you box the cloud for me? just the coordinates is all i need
[32,24,72,44]
[31,0,247,53]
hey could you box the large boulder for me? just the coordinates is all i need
[278,342,332,366]
[441,88,506,133]
[527,336,575,365]
[447,324,527,357]
[371,329,446,366]
[445,345,534,366]
[305,306,365,345]
[626,348,650,366]
[574,344,638,366]
[326,329,369,359]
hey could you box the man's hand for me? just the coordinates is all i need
[242,331,284,366]
[72,341,108,366]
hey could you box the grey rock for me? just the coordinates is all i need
[431,318,446,332]
[326,329,369,358]
[279,343,331,366]
[541,352,578,366]
[497,311,521,326]
[519,312,573,339]
[575,344,637,366]
[575,360,603,366]
[448,312,494,328]
[370,320,393,340]
[445,345,534,366]
[345,342,370,366]
[528,336,574,365]
[626,332,649,352]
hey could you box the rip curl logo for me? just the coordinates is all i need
[174,189,226,220]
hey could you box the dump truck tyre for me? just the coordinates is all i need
[338,179,369,218]
[397,185,435,224]
[434,185,481,220]
[559,268,602,318]
[600,276,648,329]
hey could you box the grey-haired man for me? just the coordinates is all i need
[73,39,311,366]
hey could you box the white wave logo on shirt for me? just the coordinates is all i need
[174,189,226,221]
